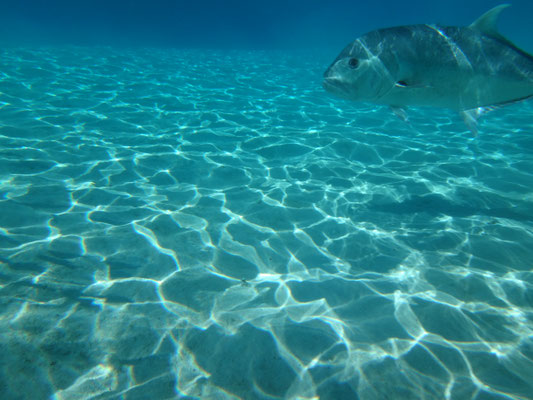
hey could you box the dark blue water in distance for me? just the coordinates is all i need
[0,1,532,399]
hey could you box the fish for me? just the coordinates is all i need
[322,4,533,135]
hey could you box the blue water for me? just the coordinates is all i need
[1,2,533,400]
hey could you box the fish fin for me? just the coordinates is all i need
[390,106,409,123]
[460,97,532,136]
[395,80,432,90]
[470,5,533,59]
[493,95,533,107]
[460,108,488,136]
[395,80,409,88]
[469,4,511,43]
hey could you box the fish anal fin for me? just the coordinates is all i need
[460,109,485,136]
[493,95,533,108]
[390,106,409,123]
[469,4,511,42]
[460,96,532,136]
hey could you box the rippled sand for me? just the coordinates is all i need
[0,47,532,400]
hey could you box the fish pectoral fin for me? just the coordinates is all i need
[469,4,511,43]
[395,79,432,89]
[390,106,410,123]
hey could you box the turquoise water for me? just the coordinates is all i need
[0,46,532,399]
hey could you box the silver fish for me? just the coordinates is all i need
[323,4,533,135]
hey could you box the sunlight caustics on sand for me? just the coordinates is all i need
[0,47,532,400]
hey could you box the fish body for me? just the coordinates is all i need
[323,5,533,132]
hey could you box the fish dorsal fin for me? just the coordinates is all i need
[469,4,510,41]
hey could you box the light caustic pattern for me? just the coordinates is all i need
[0,47,532,400]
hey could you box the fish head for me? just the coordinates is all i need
[323,39,396,103]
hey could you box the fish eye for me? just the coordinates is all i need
[348,58,359,69]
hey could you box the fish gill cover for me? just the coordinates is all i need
[0,1,532,400]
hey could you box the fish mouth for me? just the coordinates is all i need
[322,77,344,92]
[323,77,355,101]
